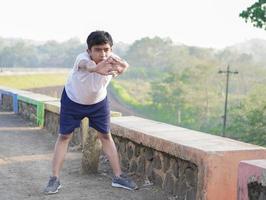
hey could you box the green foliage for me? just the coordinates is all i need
[125,37,174,70]
[227,85,266,146]
[110,80,140,107]
[240,0,266,30]
[113,61,266,146]
[0,38,84,68]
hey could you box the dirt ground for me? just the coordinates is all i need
[0,112,174,200]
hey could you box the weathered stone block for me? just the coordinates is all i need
[1,95,13,111]
[137,156,145,175]
[146,161,154,178]
[135,145,141,157]
[171,158,179,179]
[18,101,37,123]
[152,170,163,187]
[185,166,197,187]
[129,160,138,172]
[163,156,170,173]
[163,172,174,194]
[126,142,134,160]
[176,181,190,199]
[144,148,154,161]
[186,188,197,200]
[154,154,162,170]
[81,128,102,174]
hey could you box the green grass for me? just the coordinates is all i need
[112,79,152,104]
[111,80,140,106]
[0,73,68,89]
[111,79,190,127]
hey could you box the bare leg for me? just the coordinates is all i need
[98,133,122,177]
[52,133,73,178]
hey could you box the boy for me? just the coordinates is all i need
[44,31,137,194]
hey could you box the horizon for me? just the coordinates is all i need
[1,35,266,50]
[0,0,265,49]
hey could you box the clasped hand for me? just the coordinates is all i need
[95,56,129,76]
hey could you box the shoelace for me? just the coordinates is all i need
[120,173,129,179]
[48,177,57,187]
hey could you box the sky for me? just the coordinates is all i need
[0,0,265,49]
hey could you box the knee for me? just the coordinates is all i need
[58,134,73,142]
[98,133,111,141]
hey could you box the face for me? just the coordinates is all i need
[87,43,112,64]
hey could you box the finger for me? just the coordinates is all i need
[109,55,120,62]
[105,57,113,64]
[110,64,118,70]
[107,71,116,76]
[108,59,120,65]
[116,61,127,68]
[106,66,114,73]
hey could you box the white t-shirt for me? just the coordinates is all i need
[65,52,112,105]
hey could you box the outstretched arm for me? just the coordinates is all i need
[78,58,115,76]
[78,60,97,73]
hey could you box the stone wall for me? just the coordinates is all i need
[18,100,37,122]
[44,110,60,136]
[238,160,266,200]
[0,94,13,111]
[43,108,82,146]
[248,181,266,200]
[113,135,198,199]
[111,116,266,200]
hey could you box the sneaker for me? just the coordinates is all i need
[43,176,62,194]
[112,173,138,190]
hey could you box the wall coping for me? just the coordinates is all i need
[111,116,265,157]
[17,92,58,102]
[0,86,121,116]
[44,101,61,114]
[241,159,266,169]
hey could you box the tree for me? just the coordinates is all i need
[240,0,266,30]
[227,85,266,146]
[125,37,175,70]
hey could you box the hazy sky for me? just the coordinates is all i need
[0,0,265,48]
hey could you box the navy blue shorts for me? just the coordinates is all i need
[59,89,110,135]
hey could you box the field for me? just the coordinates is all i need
[0,73,68,89]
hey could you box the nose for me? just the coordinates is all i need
[101,51,108,59]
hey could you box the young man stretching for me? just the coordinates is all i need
[44,30,137,194]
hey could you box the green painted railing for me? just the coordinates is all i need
[17,95,45,127]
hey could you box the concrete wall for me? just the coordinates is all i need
[1,86,266,200]
[238,160,266,200]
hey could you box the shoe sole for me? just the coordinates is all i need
[44,185,62,195]
[111,182,137,191]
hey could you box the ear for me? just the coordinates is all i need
[87,49,91,54]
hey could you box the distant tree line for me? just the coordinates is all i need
[0,38,84,68]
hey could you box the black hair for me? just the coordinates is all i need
[86,31,113,50]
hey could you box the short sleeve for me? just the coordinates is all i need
[73,52,95,71]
